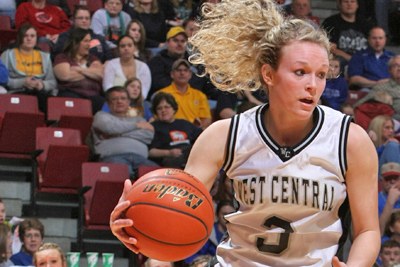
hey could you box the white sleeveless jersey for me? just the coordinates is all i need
[217,104,352,267]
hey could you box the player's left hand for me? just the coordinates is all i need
[332,256,347,267]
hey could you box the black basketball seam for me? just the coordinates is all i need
[126,202,211,246]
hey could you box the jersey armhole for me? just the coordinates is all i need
[221,114,240,173]
[339,115,352,179]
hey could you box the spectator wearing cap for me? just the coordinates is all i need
[379,162,400,235]
[147,26,188,99]
[158,59,211,130]
[147,26,219,103]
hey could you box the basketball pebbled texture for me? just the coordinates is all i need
[123,168,215,261]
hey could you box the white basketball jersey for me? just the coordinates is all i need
[217,104,352,267]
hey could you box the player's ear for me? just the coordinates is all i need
[261,64,273,87]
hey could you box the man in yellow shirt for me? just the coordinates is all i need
[159,59,212,129]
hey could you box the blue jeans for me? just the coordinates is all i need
[100,153,158,177]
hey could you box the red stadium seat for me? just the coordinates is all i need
[32,127,89,213]
[47,97,93,143]
[0,29,17,53]
[0,94,40,113]
[0,15,12,30]
[78,162,129,250]
[0,95,45,157]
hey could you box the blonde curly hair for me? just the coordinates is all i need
[189,0,331,92]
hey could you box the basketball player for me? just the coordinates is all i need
[109,0,380,266]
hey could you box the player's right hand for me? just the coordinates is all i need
[110,179,139,253]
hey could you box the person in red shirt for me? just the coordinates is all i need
[15,0,71,51]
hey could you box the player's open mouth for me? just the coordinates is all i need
[300,99,313,104]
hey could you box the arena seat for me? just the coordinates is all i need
[47,97,93,143]
[31,127,89,213]
[0,95,45,157]
[77,162,129,250]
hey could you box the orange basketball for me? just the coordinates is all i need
[123,168,215,261]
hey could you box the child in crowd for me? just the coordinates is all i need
[321,56,349,111]
[102,78,153,121]
[376,240,400,267]
[33,243,66,267]
[0,224,12,267]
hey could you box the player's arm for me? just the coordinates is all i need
[333,123,380,267]
[109,119,230,252]
[184,119,231,190]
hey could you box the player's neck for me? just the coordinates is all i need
[264,110,314,147]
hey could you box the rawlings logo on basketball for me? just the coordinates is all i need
[143,183,204,209]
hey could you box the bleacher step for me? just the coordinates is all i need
[0,181,30,202]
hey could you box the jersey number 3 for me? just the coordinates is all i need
[256,216,294,254]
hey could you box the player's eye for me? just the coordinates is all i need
[294,69,305,76]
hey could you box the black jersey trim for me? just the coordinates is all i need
[339,115,352,178]
[222,114,240,173]
[256,104,325,162]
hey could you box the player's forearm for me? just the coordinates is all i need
[346,230,380,266]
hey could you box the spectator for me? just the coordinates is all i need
[125,0,169,52]
[185,200,235,265]
[341,102,355,117]
[0,224,12,267]
[147,26,217,101]
[147,26,187,98]
[10,218,44,266]
[144,258,173,267]
[91,86,157,176]
[348,27,394,91]
[367,115,400,169]
[389,2,400,45]
[0,0,16,26]
[53,28,104,114]
[378,240,400,267]
[189,255,212,267]
[321,0,374,66]
[102,77,153,121]
[0,60,8,94]
[379,163,400,235]
[183,17,199,38]
[102,35,151,98]
[354,55,400,122]
[1,23,57,112]
[15,0,71,51]
[17,0,71,18]
[159,59,212,129]
[321,56,349,110]
[214,92,238,120]
[170,0,193,21]
[53,5,114,63]
[33,242,66,267]
[149,92,202,168]
[289,0,320,26]
[91,0,131,48]
[383,211,400,243]
[0,199,4,225]
[126,19,151,62]
[190,0,223,20]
